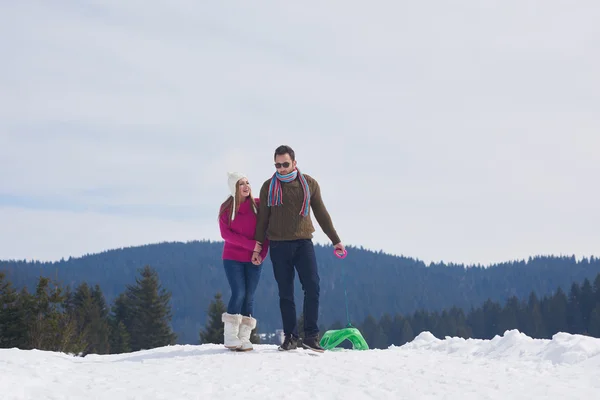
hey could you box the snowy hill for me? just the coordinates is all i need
[1,330,598,399]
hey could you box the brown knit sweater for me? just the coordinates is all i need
[254,173,341,245]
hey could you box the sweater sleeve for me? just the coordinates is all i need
[310,179,341,245]
[254,181,271,244]
[254,198,270,259]
[219,209,257,251]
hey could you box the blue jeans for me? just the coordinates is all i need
[223,259,262,316]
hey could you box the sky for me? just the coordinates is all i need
[1,1,599,266]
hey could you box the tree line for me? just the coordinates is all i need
[4,240,600,343]
[3,267,600,354]
[198,272,600,350]
[0,265,262,355]
[348,273,600,349]
[0,266,177,355]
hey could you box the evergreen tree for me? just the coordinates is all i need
[388,315,404,345]
[399,318,415,344]
[25,276,84,353]
[579,279,595,333]
[360,314,388,349]
[71,283,93,351]
[466,306,485,338]
[434,310,453,338]
[448,307,471,338]
[90,285,110,354]
[125,265,177,351]
[482,299,502,339]
[27,277,64,350]
[111,321,132,353]
[379,313,394,347]
[524,292,546,338]
[389,314,415,346]
[111,293,133,331]
[498,296,520,333]
[70,283,111,355]
[63,285,75,315]
[0,272,22,348]
[592,275,600,337]
[411,309,437,338]
[588,305,600,337]
[12,288,34,349]
[542,287,568,335]
[109,293,132,353]
[567,282,584,334]
[594,275,600,304]
[199,292,226,344]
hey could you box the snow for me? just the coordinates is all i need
[1,330,599,399]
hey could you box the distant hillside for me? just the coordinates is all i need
[2,241,599,344]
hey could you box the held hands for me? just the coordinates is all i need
[252,241,263,265]
[252,252,262,265]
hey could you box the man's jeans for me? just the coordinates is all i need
[269,239,320,338]
[223,260,262,316]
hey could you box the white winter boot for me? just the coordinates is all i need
[237,315,257,351]
[222,312,242,349]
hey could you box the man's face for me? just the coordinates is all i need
[274,153,296,175]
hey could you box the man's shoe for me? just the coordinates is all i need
[301,336,324,352]
[278,334,299,351]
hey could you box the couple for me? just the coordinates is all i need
[218,145,345,353]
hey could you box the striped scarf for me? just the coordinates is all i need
[267,168,310,216]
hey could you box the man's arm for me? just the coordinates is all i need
[254,181,271,244]
[310,179,341,245]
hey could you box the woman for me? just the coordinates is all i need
[218,171,268,351]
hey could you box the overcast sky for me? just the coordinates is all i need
[1,1,599,266]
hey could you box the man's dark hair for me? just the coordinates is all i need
[274,145,295,161]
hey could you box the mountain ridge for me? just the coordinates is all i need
[3,240,599,344]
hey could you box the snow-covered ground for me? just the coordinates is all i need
[1,330,599,399]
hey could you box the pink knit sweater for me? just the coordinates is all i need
[219,198,269,262]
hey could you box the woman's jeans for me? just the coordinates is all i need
[223,259,262,316]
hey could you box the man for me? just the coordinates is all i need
[252,145,345,352]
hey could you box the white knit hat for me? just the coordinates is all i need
[227,171,248,221]
[228,171,247,196]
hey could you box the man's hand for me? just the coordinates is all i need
[334,242,345,257]
[253,242,262,253]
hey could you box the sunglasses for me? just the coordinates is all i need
[274,162,291,168]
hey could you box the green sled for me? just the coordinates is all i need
[319,325,369,350]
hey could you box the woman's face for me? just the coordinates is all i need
[238,178,251,198]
